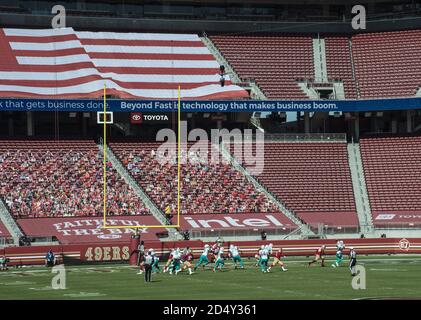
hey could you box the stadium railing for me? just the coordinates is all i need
[309,224,361,235]
[264,133,347,142]
[223,133,347,142]
[189,226,296,240]
[0,237,14,247]
[373,223,421,229]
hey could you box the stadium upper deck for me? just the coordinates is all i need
[0,27,420,101]
[210,29,421,100]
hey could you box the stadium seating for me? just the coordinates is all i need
[360,136,421,226]
[352,30,421,98]
[109,142,282,216]
[230,141,359,228]
[209,34,314,99]
[0,140,150,218]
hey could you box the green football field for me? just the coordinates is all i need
[1,255,421,300]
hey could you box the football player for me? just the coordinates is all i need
[194,244,211,271]
[181,247,194,275]
[213,246,225,272]
[268,248,288,272]
[229,244,244,269]
[163,249,174,273]
[259,246,269,272]
[308,245,326,267]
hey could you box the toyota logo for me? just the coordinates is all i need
[130,112,143,124]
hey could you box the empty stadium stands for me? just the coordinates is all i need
[352,30,421,99]
[209,34,314,99]
[211,30,421,99]
[360,136,421,227]
[0,140,150,218]
[230,141,359,229]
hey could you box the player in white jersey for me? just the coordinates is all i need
[194,244,210,271]
[336,240,345,251]
[332,240,346,268]
[265,243,273,255]
[229,244,244,269]
[169,248,182,275]
[255,245,265,267]
[259,247,270,272]
[213,246,225,272]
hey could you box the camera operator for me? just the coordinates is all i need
[45,249,57,267]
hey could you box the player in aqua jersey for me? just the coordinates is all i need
[194,244,210,271]
[213,246,225,272]
[229,244,244,269]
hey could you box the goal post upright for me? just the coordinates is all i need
[103,83,107,228]
[177,84,181,227]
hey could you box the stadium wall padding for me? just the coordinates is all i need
[1,238,419,266]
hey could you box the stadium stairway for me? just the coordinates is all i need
[0,198,24,245]
[313,36,347,100]
[348,38,361,99]
[312,37,328,83]
[347,143,374,234]
[219,143,315,238]
[98,143,183,241]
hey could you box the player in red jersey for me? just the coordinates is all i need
[211,242,221,263]
[308,245,326,267]
[180,247,194,275]
[268,248,288,272]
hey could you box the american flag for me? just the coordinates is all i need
[0,28,248,100]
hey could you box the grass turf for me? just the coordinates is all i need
[0,255,421,300]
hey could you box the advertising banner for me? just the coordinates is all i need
[1,97,420,112]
